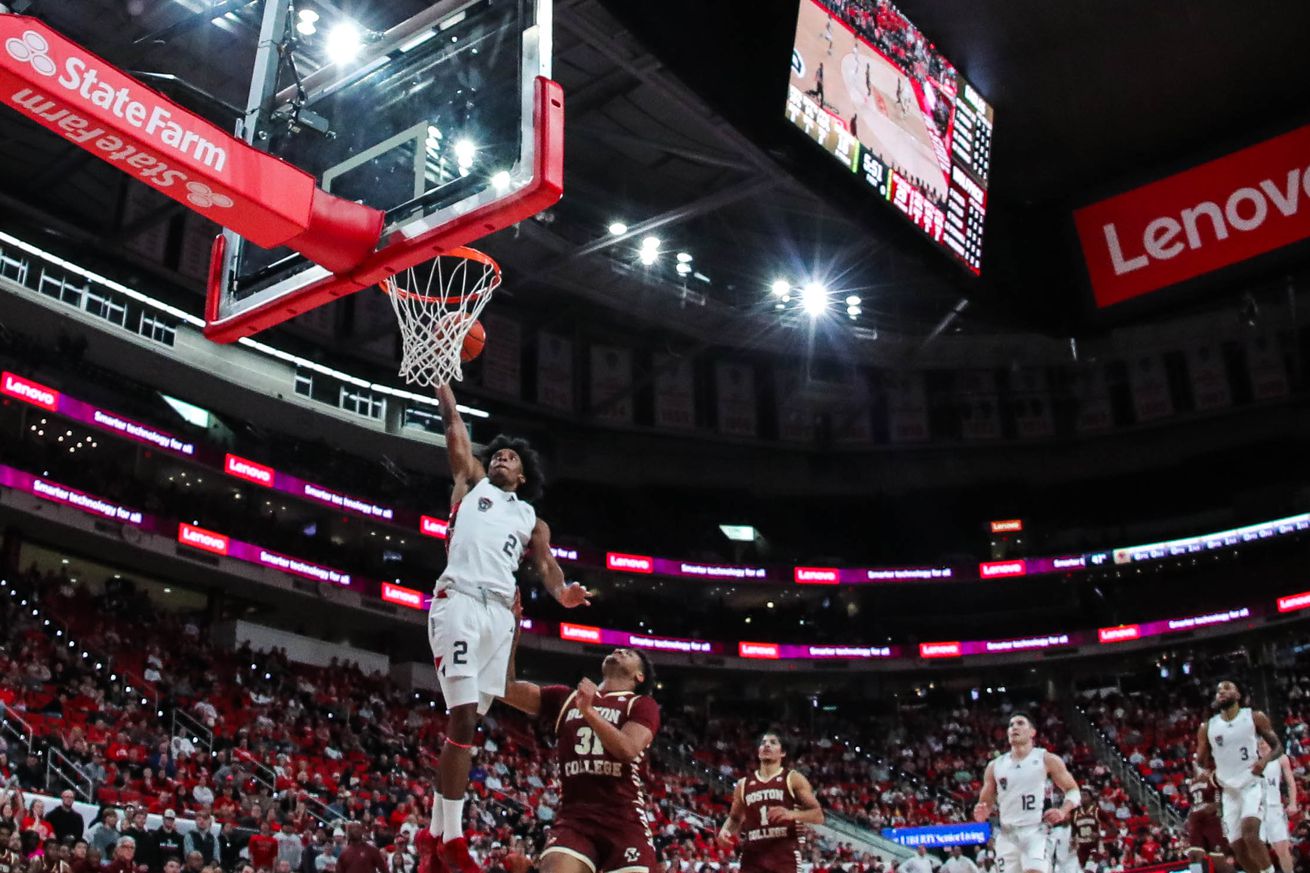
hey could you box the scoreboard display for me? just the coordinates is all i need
[785,0,994,274]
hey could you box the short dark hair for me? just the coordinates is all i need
[634,650,656,696]
[1222,678,1243,698]
[1009,710,1035,729]
[480,435,545,502]
[758,731,788,756]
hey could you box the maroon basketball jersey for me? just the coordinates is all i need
[1189,773,1219,808]
[1072,807,1100,846]
[538,685,661,815]
[740,768,804,870]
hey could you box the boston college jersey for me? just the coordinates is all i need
[1072,808,1100,846]
[538,685,661,818]
[1207,708,1259,790]
[740,767,804,869]
[1189,772,1219,809]
[441,477,536,599]
[992,747,1049,828]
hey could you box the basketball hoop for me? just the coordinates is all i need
[380,247,501,387]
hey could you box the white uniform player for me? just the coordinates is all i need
[1263,757,1288,844]
[423,383,590,873]
[1207,707,1264,843]
[429,476,536,714]
[1046,789,1079,873]
[975,713,1080,873]
[992,747,1052,873]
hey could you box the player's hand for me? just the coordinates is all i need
[512,588,523,622]
[575,677,598,712]
[715,831,736,853]
[556,581,592,608]
[1043,807,1069,825]
[766,806,794,824]
[1252,760,1267,776]
[972,802,991,823]
[1288,801,1300,815]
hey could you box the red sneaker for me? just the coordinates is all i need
[416,830,447,873]
[438,837,481,873]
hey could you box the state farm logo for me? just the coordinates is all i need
[185,181,232,210]
[1076,123,1310,307]
[6,31,55,77]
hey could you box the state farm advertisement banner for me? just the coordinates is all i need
[0,15,316,248]
[1075,123,1310,307]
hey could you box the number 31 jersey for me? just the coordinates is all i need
[441,477,536,599]
[992,748,1049,828]
[539,685,662,818]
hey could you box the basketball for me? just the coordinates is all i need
[462,319,486,362]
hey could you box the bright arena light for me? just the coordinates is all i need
[640,236,661,252]
[676,262,692,275]
[676,252,693,263]
[454,139,477,167]
[325,22,362,63]
[770,279,790,297]
[638,249,659,266]
[846,295,862,306]
[608,222,628,235]
[297,9,320,23]
[490,170,511,191]
[296,19,316,36]
[800,282,828,316]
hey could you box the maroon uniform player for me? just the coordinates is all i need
[717,733,824,873]
[501,622,661,873]
[1071,793,1102,866]
[1187,768,1233,873]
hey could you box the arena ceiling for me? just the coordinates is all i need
[1,0,1308,365]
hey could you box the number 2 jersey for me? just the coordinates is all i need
[538,685,661,820]
[739,768,805,873]
[441,477,535,599]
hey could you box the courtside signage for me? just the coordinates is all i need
[883,823,991,848]
[1075,123,1310,307]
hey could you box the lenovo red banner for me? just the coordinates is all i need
[1074,123,1310,307]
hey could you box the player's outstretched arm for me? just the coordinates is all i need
[973,761,997,822]
[1043,754,1080,824]
[498,590,541,717]
[1282,755,1299,813]
[530,519,591,608]
[1196,722,1214,772]
[1252,710,1283,775]
[769,771,824,825]
[716,779,747,852]
[435,382,485,503]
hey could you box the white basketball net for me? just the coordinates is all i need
[380,247,501,387]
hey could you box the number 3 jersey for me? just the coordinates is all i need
[991,747,1049,828]
[538,685,661,817]
[441,477,536,599]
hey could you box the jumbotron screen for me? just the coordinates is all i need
[785,0,994,274]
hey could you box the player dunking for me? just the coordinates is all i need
[501,608,661,873]
[1186,763,1233,873]
[1196,680,1283,873]
[716,732,824,873]
[418,383,591,873]
[973,712,1080,873]
[1258,737,1297,873]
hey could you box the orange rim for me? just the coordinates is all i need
[378,246,502,305]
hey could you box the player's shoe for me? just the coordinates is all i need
[439,837,481,873]
[416,830,447,873]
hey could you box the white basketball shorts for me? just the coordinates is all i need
[997,824,1050,873]
[1264,804,1289,843]
[1219,780,1265,842]
[427,587,516,715]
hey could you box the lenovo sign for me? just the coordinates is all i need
[1075,124,1310,307]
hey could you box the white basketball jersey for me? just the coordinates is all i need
[1264,759,1284,809]
[992,747,1048,828]
[1207,708,1258,790]
[440,477,536,599]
